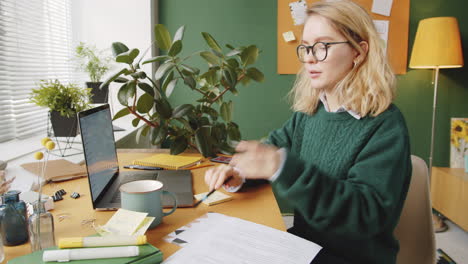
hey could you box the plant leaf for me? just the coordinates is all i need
[111,42,129,57]
[166,79,177,97]
[246,67,264,82]
[154,24,172,51]
[173,25,185,42]
[200,51,219,66]
[155,62,175,80]
[195,126,215,157]
[116,49,138,64]
[135,125,150,144]
[168,40,183,57]
[172,104,194,118]
[137,93,154,113]
[161,71,174,92]
[155,98,173,119]
[227,122,241,141]
[151,125,168,145]
[201,32,222,53]
[137,82,155,97]
[225,44,235,50]
[101,68,128,88]
[117,83,129,106]
[132,117,141,127]
[226,49,241,57]
[112,107,130,120]
[170,136,188,155]
[220,102,232,122]
[129,48,140,60]
[240,45,259,66]
[114,77,129,83]
[183,75,196,89]
[180,64,200,75]
[142,55,170,65]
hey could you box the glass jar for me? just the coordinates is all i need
[28,199,55,252]
[0,190,29,246]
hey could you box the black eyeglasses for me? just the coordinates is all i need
[296,41,349,62]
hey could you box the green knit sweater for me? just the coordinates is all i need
[268,103,412,264]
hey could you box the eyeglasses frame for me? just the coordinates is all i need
[296,41,350,62]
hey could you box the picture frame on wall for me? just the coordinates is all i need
[450,117,468,168]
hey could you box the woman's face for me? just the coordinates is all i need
[301,14,358,92]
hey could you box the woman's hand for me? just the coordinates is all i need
[230,141,281,180]
[205,164,243,191]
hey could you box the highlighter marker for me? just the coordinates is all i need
[58,235,147,248]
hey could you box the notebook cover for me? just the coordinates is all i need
[132,154,202,170]
[21,159,87,182]
[8,243,163,264]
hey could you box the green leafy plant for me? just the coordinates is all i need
[75,42,113,83]
[30,79,91,117]
[102,24,264,157]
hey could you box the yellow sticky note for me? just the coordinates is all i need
[282,31,296,42]
[194,191,233,206]
[103,209,148,236]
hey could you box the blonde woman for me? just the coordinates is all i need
[205,1,411,263]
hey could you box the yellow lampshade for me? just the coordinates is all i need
[409,17,464,69]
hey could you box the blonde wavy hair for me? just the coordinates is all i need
[290,0,396,117]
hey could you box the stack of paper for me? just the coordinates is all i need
[194,191,232,206]
[163,213,322,263]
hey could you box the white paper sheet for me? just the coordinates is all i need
[371,0,394,16]
[163,213,322,264]
[289,0,308,26]
[373,20,390,54]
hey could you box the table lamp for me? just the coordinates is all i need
[409,17,464,174]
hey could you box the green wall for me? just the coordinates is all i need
[160,0,468,169]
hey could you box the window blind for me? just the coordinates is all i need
[0,0,76,142]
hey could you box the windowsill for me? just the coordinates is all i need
[2,115,139,193]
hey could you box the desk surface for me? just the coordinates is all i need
[4,150,285,262]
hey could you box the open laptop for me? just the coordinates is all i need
[78,104,194,210]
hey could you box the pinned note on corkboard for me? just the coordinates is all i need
[278,0,410,75]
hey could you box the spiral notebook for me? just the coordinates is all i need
[132,154,202,170]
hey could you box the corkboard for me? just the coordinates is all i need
[277,0,410,74]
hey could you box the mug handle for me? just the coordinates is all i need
[162,190,177,217]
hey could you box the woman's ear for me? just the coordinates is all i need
[354,41,369,64]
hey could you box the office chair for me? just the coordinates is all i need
[394,155,436,264]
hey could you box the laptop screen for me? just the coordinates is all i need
[78,105,119,203]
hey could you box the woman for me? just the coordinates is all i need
[205,1,412,263]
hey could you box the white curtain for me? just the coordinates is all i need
[0,0,76,142]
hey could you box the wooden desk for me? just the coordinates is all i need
[431,167,468,231]
[4,151,285,262]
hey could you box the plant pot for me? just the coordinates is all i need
[86,82,108,103]
[50,111,78,137]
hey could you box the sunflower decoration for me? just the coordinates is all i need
[451,119,468,154]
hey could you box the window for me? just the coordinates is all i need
[0,0,76,143]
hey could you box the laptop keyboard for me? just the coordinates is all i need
[110,173,158,203]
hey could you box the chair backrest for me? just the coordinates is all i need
[394,155,436,264]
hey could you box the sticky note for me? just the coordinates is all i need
[282,31,296,42]
[289,0,308,26]
[371,0,394,17]
[194,191,233,206]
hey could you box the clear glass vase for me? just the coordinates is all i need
[28,200,55,252]
[0,190,29,246]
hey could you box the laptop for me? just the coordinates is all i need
[78,104,194,210]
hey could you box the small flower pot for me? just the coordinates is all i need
[86,82,108,104]
[50,111,78,137]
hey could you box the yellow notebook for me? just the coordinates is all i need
[132,154,202,170]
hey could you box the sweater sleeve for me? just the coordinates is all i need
[266,112,301,148]
[272,113,412,240]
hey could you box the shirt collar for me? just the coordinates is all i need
[319,93,361,120]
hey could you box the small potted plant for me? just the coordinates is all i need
[30,79,91,137]
[75,42,113,103]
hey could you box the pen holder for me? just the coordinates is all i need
[120,180,177,229]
